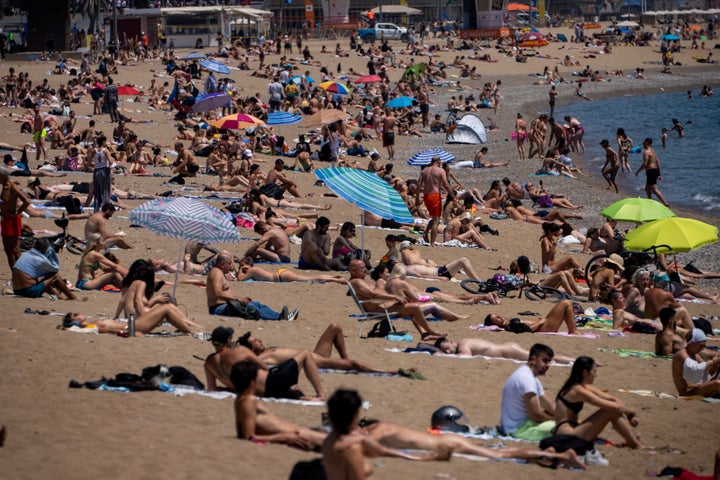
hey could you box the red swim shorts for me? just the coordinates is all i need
[423,193,442,218]
[1,214,21,237]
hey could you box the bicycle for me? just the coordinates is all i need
[460,278,571,302]
[19,215,85,255]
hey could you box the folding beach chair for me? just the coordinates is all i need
[347,282,397,337]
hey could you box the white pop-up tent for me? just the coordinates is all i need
[446,114,487,144]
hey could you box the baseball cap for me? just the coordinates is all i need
[687,328,707,345]
[400,240,413,250]
[209,326,234,344]
[243,149,253,157]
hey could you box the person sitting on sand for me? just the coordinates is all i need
[237,323,398,374]
[508,258,587,298]
[207,253,298,320]
[554,356,645,449]
[112,259,202,334]
[434,337,574,364]
[399,241,481,280]
[349,259,445,341]
[11,238,81,300]
[443,212,495,250]
[607,289,659,331]
[75,234,127,291]
[587,253,625,301]
[243,221,293,263]
[484,300,580,335]
[672,329,720,398]
[205,326,325,400]
[655,307,688,356]
[500,343,557,441]
[83,204,132,250]
[540,222,582,275]
[299,216,345,271]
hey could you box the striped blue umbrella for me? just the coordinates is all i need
[385,96,416,108]
[407,149,455,166]
[199,59,231,75]
[267,110,302,126]
[130,197,240,298]
[315,168,413,224]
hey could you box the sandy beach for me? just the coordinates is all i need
[1,23,719,479]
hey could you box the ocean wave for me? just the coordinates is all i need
[693,193,720,211]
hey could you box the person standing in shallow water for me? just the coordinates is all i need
[636,138,670,207]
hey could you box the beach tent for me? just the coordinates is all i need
[446,115,487,144]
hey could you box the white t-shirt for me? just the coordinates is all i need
[683,357,709,385]
[500,365,544,433]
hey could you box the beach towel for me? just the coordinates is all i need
[598,348,671,360]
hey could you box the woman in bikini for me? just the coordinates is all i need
[554,356,644,449]
[616,128,634,173]
[75,234,127,290]
[540,222,582,274]
[113,259,202,334]
[332,222,369,267]
[235,257,346,284]
[514,113,528,161]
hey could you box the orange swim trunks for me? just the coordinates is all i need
[423,193,442,218]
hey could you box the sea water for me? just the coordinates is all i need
[560,89,720,215]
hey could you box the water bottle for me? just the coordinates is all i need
[128,314,136,337]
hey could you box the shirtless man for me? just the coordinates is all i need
[529,115,548,159]
[485,300,580,335]
[231,360,327,448]
[244,221,292,263]
[599,139,619,194]
[444,212,493,250]
[644,284,694,332]
[1,169,30,268]
[502,177,526,202]
[33,104,46,161]
[205,327,325,400]
[207,253,294,320]
[416,156,454,246]
[83,204,132,249]
[417,84,430,128]
[299,216,343,271]
[434,337,574,364]
[237,323,397,374]
[671,329,720,397]
[172,142,200,180]
[349,259,445,340]
[588,254,624,301]
[636,138,670,207]
[265,158,301,197]
[399,241,480,280]
[382,109,398,160]
[655,307,687,356]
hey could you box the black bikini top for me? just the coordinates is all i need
[559,395,584,415]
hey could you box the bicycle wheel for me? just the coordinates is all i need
[461,280,496,295]
[584,253,610,284]
[524,285,566,302]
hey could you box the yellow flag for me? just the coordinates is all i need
[400,0,407,5]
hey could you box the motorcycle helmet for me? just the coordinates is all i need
[430,405,471,433]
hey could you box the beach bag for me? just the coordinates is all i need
[57,195,83,215]
[505,318,533,334]
[539,434,593,455]
[367,319,393,338]
[227,299,261,320]
[288,458,326,480]
[260,182,285,200]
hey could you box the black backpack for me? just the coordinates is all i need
[505,318,533,334]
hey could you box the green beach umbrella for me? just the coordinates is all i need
[600,197,676,223]
[623,217,718,254]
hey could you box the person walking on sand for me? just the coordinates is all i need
[548,86,557,118]
[636,138,670,207]
[599,139,620,194]
[416,156,454,246]
[382,109,398,160]
[515,113,527,161]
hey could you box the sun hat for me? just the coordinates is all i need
[605,253,625,271]
[399,240,413,250]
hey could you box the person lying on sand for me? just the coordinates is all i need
[204,326,325,400]
[434,337,575,364]
[237,323,399,374]
[484,299,580,335]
